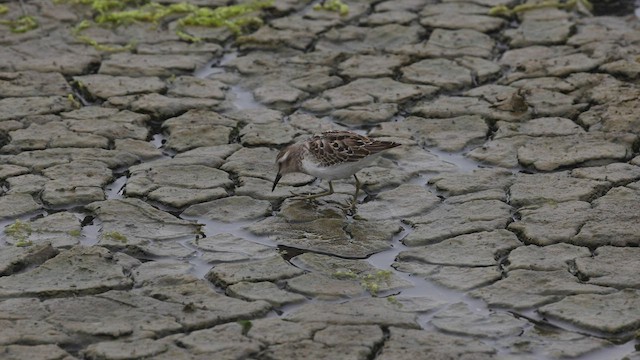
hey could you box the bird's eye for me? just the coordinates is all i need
[331,142,339,148]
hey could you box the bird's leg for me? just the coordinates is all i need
[351,174,361,209]
[339,174,361,212]
[291,181,335,201]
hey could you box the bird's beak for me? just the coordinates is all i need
[272,173,282,192]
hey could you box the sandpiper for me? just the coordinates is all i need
[272,130,401,208]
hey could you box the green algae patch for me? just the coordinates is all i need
[5,220,32,238]
[386,295,403,308]
[68,229,82,237]
[489,0,593,16]
[333,270,358,280]
[104,231,127,243]
[0,15,38,33]
[55,0,138,14]
[360,270,392,296]
[56,0,273,50]
[0,1,39,33]
[67,94,83,109]
[313,0,349,16]
[332,269,393,296]
[0,1,37,33]
[14,239,33,247]
[177,1,271,35]
[5,220,33,247]
[238,319,253,335]
[71,20,135,52]
[95,2,195,25]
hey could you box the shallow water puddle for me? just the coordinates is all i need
[151,133,166,149]
[429,148,482,173]
[518,306,640,344]
[193,58,225,79]
[193,51,236,79]
[188,217,279,248]
[228,85,265,110]
[105,175,127,200]
[176,236,211,279]
[177,216,280,279]
[366,226,638,358]
[580,341,637,360]
[79,215,101,247]
[193,51,265,111]
[365,223,493,319]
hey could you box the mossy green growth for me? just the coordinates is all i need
[489,0,593,16]
[333,269,393,296]
[5,220,33,247]
[386,295,402,308]
[95,2,196,25]
[313,0,349,16]
[67,94,82,109]
[104,231,127,243]
[0,15,39,33]
[57,0,273,49]
[333,269,358,280]
[15,239,34,247]
[238,319,252,335]
[68,229,82,237]
[0,3,37,33]
[360,270,392,296]
[5,220,32,237]
[177,1,272,35]
[71,20,134,52]
[75,79,86,90]
[53,0,138,15]
[72,19,91,34]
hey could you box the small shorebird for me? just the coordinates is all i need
[272,130,400,209]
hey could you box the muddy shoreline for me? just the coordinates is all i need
[1,0,640,359]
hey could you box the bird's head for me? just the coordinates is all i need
[272,144,302,191]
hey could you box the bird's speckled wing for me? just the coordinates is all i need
[307,130,400,167]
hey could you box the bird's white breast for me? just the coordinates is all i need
[300,153,382,180]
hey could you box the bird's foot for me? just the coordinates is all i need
[289,190,309,198]
[345,202,368,220]
[289,190,332,201]
[289,181,335,202]
[339,198,358,214]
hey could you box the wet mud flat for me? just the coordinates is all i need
[1,0,640,359]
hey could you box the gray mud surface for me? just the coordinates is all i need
[1,0,640,359]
